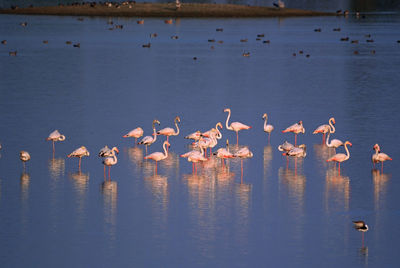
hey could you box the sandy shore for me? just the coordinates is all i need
[0,3,335,18]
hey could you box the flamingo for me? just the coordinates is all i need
[197,130,218,158]
[157,116,181,143]
[138,119,160,155]
[185,130,201,141]
[326,141,352,175]
[282,121,305,146]
[144,141,170,174]
[325,130,344,152]
[214,139,234,168]
[46,130,66,154]
[68,146,90,171]
[20,151,31,170]
[263,113,274,143]
[313,117,335,143]
[372,144,392,172]
[103,147,119,179]
[224,108,252,145]
[99,146,119,176]
[283,144,307,158]
[278,141,294,164]
[123,127,144,144]
[181,142,207,174]
[353,221,369,247]
[202,122,223,139]
[235,146,253,179]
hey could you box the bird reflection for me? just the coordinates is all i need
[48,158,65,180]
[372,169,390,210]
[127,146,144,166]
[313,144,331,168]
[278,167,306,203]
[69,171,89,196]
[101,179,118,241]
[20,172,30,201]
[324,168,350,212]
[263,145,273,176]
[144,174,169,211]
[160,151,180,176]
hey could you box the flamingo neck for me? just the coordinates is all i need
[344,143,350,160]
[163,142,169,158]
[152,125,157,143]
[215,123,222,139]
[225,110,232,130]
[174,119,180,135]
[264,116,268,130]
[326,131,331,147]
[59,135,66,141]
[329,119,336,133]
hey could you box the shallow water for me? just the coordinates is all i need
[0,13,400,267]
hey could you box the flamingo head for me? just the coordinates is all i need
[298,120,303,125]
[298,144,306,150]
[112,147,119,154]
[164,141,171,148]
[346,141,353,147]
[175,116,181,123]
[223,108,230,113]
[373,144,380,151]
[216,122,223,129]
[262,113,267,119]
[330,117,336,124]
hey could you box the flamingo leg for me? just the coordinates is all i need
[104,165,106,177]
[192,162,194,174]
[381,162,383,173]
[373,162,375,169]
[236,132,239,145]
[322,133,326,144]
[52,141,55,153]
[294,134,297,146]
[79,157,82,171]
[145,145,148,156]
[108,166,111,179]
[135,138,137,145]
[241,159,244,182]
[222,158,225,169]
[338,162,341,176]
[155,161,158,175]
[362,232,365,248]
[195,163,197,174]
[268,133,271,144]
[294,158,298,175]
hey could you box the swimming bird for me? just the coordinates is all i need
[353,220,369,247]
[123,127,144,144]
[139,119,160,155]
[282,121,305,146]
[372,144,392,172]
[144,141,170,174]
[157,116,180,143]
[326,141,352,175]
[68,146,90,171]
[313,117,335,143]
[224,108,252,145]
[262,113,274,143]
[20,151,31,170]
[103,147,119,179]
[46,130,66,154]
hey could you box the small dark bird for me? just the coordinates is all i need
[366,39,374,43]
[171,35,179,40]
[351,40,359,44]
[340,37,349,41]
[256,38,261,41]
[240,38,248,43]
[333,28,341,32]
[73,43,80,48]
[216,28,223,32]
[150,33,158,38]
[306,54,310,58]
[193,57,197,60]
[292,53,296,56]
[353,51,359,55]
[1,40,6,45]
[20,22,28,27]
[77,17,84,21]
[43,40,49,44]
[353,220,369,247]
[217,40,223,44]
[142,43,151,48]
[66,41,72,45]
[9,51,17,56]
[137,20,144,25]
[263,40,270,44]
[208,39,215,43]
[257,34,265,38]
[314,28,322,32]
[115,25,123,29]
[242,52,250,57]
[299,50,304,54]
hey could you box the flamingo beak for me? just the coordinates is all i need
[349,142,353,147]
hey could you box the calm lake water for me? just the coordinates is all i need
[1,11,400,268]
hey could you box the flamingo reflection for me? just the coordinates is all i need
[20,172,30,201]
[372,169,390,210]
[101,179,118,236]
[48,158,65,180]
[325,168,350,212]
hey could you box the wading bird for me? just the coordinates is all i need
[68,146,90,171]
[46,130,66,154]
[102,147,119,179]
[282,121,305,146]
[144,141,170,174]
[326,141,352,175]
[313,117,335,144]
[263,113,274,143]
[123,127,143,144]
[224,108,251,145]
[372,144,392,172]
[139,119,160,155]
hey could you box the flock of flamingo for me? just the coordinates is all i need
[13,108,392,180]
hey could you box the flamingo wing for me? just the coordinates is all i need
[313,124,329,134]
[327,153,346,162]
[139,135,154,145]
[157,127,175,136]
[231,122,251,131]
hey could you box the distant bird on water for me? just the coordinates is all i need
[262,113,274,143]
[46,130,66,154]
[224,108,252,145]
[372,144,392,172]
[20,151,31,170]
[123,127,144,144]
[353,220,369,247]
[282,121,305,146]
[68,146,90,171]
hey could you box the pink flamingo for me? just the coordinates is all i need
[325,131,344,152]
[19,150,31,171]
[234,146,253,179]
[224,108,252,145]
[278,140,295,166]
[202,122,223,139]
[99,146,119,176]
[102,147,119,179]
[282,121,305,146]
[326,141,352,175]
[372,144,392,172]
[282,144,306,172]
[46,130,66,154]
[123,127,143,144]
[144,141,170,174]
[214,139,234,168]
[185,130,201,142]
[138,119,160,155]
[68,146,90,171]
[313,117,335,143]
[181,143,207,174]
[263,113,274,143]
[157,116,180,143]
[353,221,369,248]
[197,130,218,158]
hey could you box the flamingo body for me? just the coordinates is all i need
[326,141,352,174]
[282,121,305,134]
[234,147,253,158]
[46,130,66,142]
[372,144,392,171]
[123,127,143,139]
[157,116,180,141]
[284,144,306,158]
[224,108,251,145]
[68,146,90,158]
[262,113,274,137]
[20,151,31,162]
[278,141,294,152]
[313,117,335,143]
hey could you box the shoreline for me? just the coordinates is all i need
[0,3,335,18]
